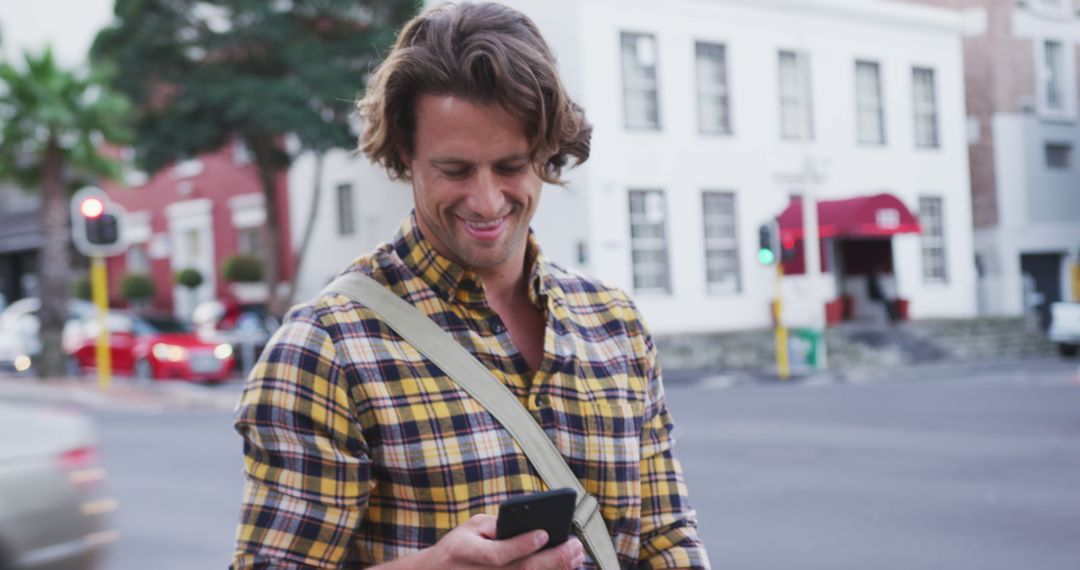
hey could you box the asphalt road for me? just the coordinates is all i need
[75,357,1080,569]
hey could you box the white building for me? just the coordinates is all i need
[291,0,983,334]
[903,0,1080,326]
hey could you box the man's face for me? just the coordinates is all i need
[404,94,542,276]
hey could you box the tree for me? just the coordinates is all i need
[91,0,419,315]
[0,49,131,378]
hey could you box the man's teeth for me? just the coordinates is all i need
[464,218,503,229]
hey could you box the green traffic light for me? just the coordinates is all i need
[758,249,776,265]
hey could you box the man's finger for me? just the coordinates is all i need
[485,529,548,566]
[516,537,584,570]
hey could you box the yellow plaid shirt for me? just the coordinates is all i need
[232,214,710,569]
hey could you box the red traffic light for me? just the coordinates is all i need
[80,198,105,219]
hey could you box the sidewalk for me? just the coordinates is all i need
[665,355,1080,390]
[0,374,244,412]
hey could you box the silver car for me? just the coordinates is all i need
[0,403,115,569]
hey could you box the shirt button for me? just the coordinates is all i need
[534,394,546,408]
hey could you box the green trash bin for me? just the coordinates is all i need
[790,328,822,369]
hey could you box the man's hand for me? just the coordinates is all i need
[380,514,584,570]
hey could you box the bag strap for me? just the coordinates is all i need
[322,272,621,570]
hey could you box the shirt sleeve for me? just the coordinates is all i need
[231,305,373,569]
[631,305,712,570]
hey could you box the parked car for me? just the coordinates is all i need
[192,300,279,372]
[0,402,115,569]
[66,311,236,383]
[0,298,95,374]
[1048,301,1080,357]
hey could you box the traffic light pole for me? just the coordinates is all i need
[774,262,790,380]
[90,256,112,390]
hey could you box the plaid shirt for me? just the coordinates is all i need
[232,214,710,569]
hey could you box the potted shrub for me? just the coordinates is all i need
[222,254,266,303]
[175,267,204,290]
[221,254,264,283]
[72,275,92,301]
[119,273,155,308]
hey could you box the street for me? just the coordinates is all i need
[6,357,1079,569]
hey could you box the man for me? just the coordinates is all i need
[232,3,710,569]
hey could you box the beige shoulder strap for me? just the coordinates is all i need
[322,272,621,570]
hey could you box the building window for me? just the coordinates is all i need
[628,190,671,294]
[702,191,740,294]
[233,137,252,164]
[126,245,151,275]
[237,227,263,255]
[855,60,885,145]
[695,42,731,134]
[779,50,814,140]
[913,67,940,148]
[336,183,355,236]
[1045,142,1072,169]
[919,196,948,283]
[1044,40,1065,110]
[621,32,661,130]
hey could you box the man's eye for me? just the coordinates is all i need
[441,168,470,178]
[497,164,528,175]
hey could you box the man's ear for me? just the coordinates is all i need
[398,144,413,171]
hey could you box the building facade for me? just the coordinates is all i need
[512,0,980,332]
[99,140,294,318]
[908,0,1080,326]
[292,0,982,334]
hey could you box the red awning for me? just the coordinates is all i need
[777,193,921,242]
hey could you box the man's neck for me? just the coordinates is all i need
[475,259,530,309]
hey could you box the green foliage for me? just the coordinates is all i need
[90,0,421,172]
[174,267,204,289]
[119,272,156,301]
[222,253,264,283]
[72,275,92,301]
[0,48,132,189]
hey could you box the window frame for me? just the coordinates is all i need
[621,32,662,131]
[919,196,948,284]
[701,190,741,295]
[778,50,814,141]
[336,182,356,236]
[695,41,732,135]
[912,67,940,149]
[627,189,672,295]
[855,60,886,146]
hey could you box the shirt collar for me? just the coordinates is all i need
[393,211,560,309]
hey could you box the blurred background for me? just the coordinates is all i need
[0,0,1078,569]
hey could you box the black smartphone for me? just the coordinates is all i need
[495,487,577,549]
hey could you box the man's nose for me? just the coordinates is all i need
[466,168,507,218]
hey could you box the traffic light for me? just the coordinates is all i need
[781,233,799,261]
[71,187,128,257]
[758,221,778,265]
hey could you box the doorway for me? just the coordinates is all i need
[835,238,896,322]
[1020,253,1063,330]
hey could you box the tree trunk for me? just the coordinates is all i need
[36,137,71,379]
[285,150,325,309]
[248,133,284,317]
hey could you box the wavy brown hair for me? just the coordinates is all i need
[358,1,591,185]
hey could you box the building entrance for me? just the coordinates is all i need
[1020,253,1063,330]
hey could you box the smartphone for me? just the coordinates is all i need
[495,487,577,549]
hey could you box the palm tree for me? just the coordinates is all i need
[0,48,131,378]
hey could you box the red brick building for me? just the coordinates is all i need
[99,138,293,317]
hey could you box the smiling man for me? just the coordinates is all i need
[231,3,710,569]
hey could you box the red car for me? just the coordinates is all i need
[66,312,236,383]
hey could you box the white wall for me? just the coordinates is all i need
[287,150,412,304]
[552,0,978,332]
